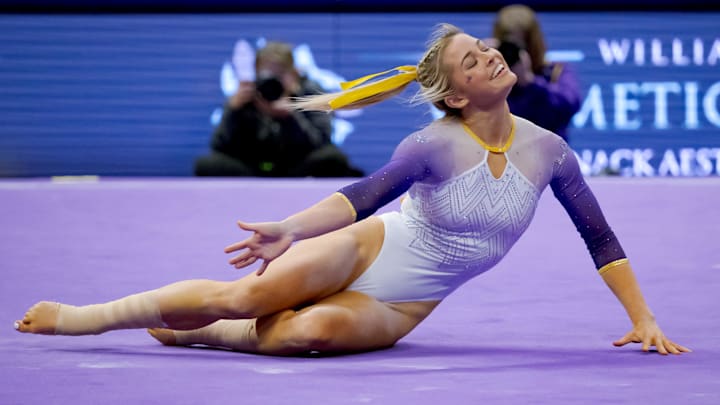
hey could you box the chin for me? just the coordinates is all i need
[507,70,518,86]
[498,72,517,98]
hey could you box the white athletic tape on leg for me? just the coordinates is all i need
[55,291,166,335]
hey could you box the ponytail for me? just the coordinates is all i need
[292,65,417,112]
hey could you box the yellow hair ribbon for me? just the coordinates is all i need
[329,65,417,110]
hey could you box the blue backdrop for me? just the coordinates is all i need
[0,12,718,177]
[0,0,713,11]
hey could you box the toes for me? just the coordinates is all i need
[147,328,177,346]
[15,302,61,335]
[14,320,29,333]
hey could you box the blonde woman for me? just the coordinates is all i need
[15,23,688,356]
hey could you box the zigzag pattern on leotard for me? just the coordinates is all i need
[404,160,538,276]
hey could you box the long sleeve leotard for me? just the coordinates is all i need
[339,115,625,302]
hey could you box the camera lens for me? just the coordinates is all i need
[497,41,522,67]
[255,77,284,102]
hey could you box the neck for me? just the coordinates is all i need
[462,104,513,147]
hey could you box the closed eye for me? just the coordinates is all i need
[462,39,489,69]
[477,38,490,52]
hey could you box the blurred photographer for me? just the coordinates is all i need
[195,41,362,177]
[492,4,581,141]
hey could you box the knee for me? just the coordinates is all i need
[262,308,353,353]
[295,310,348,350]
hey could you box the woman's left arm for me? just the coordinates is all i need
[549,138,690,355]
[601,262,691,354]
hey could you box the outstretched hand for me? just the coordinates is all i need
[613,319,691,355]
[224,220,294,276]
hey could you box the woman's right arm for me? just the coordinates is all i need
[285,129,435,240]
[225,132,433,274]
[223,193,356,275]
[280,192,359,241]
[282,157,430,234]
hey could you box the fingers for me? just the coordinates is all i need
[224,240,249,254]
[654,337,669,355]
[225,221,259,253]
[228,248,252,264]
[613,332,635,347]
[641,336,652,353]
[652,338,692,355]
[615,330,691,355]
[674,343,692,353]
[661,339,677,355]
[664,339,692,354]
[256,261,269,276]
[646,334,693,355]
[236,220,256,232]
[649,337,688,355]
[227,241,267,269]
[231,256,258,270]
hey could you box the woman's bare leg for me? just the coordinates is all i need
[148,291,440,356]
[15,218,384,336]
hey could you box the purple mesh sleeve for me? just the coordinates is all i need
[550,140,627,270]
[338,156,430,221]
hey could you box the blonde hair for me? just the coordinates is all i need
[292,23,463,116]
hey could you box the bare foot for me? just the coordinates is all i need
[14,302,61,335]
[147,328,177,346]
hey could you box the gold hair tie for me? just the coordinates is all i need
[329,65,418,110]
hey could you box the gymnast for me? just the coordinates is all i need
[15,23,689,356]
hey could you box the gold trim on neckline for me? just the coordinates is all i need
[461,116,515,153]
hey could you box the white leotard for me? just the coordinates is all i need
[347,156,538,302]
[344,116,624,302]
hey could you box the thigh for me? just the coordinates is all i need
[227,216,385,317]
[256,291,439,355]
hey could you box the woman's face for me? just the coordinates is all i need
[442,33,516,109]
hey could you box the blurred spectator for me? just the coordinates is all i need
[492,4,581,141]
[195,41,363,177]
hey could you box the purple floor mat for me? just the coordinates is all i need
[1,177,718,404]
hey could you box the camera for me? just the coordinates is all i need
[255,76,285,102]
[497,40,522,67]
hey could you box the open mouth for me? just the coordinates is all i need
[491,64,506,80]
